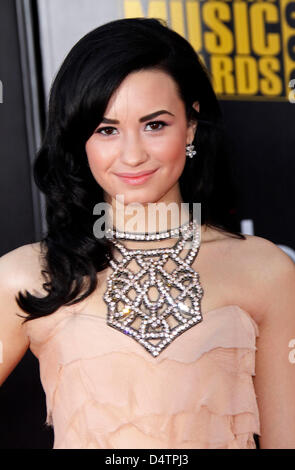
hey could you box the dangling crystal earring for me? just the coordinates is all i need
[186,143,197,159]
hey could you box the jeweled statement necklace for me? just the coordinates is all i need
[103,218,204,357]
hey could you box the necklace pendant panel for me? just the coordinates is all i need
[103,221,204,357]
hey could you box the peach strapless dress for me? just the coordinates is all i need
[23,304,261,449]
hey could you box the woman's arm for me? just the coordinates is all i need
[250,238,295,449]
[0,244,41,386]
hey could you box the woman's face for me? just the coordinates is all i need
[85,69,198,206]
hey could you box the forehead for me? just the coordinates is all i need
[104,69,183,116]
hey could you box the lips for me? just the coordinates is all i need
[115,169,157,177]
[114,168,158,185]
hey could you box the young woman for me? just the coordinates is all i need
[0,18,294,449]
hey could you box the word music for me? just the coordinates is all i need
[124,0,295,100]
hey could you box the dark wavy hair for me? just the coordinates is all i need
[17,17,245,322]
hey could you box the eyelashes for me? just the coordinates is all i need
[95,127,117,136]
[145,121,168,131]
[95,120,168,136]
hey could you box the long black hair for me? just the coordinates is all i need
[17,17,245,322]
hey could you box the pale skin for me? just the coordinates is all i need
[85,69,198,233]
[0,70,295,448]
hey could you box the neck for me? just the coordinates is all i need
[105,185,194,233]
[105,194,191,235]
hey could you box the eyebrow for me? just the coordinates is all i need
[101,110,175,124]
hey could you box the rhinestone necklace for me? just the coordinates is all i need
[103,218,204,357]
[105,217,196,240]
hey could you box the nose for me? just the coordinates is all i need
[119,132,148,167]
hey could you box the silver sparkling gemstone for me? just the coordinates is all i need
[103,219,204,357]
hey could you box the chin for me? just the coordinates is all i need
[121,193,160,206]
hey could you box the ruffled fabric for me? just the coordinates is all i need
[24,305,260,449]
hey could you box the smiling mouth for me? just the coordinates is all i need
[114,168,158,185]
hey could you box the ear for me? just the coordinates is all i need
[186,101,200,145]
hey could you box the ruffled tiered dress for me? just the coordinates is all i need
[23,304,260,449]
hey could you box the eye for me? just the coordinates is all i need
[95,126,118,136]
[145,121,167,131]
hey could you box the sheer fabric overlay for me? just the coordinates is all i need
[24,304,260,449]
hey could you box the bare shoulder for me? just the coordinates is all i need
[0,241,46,295]
[0,242,47,384]
[230,233,294,275]
[201,226,294,323]
[225,232,294,322]
[204,226,293,272]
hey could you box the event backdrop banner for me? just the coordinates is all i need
[36,0,295,258]
[37,0,295,102]
[125,0,295,101]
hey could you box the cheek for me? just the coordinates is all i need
[154,133,186,166]
[85,139,113,175]
[85,140,113,192]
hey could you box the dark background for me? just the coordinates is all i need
[0,0,53,449]
[0,0,294,449]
